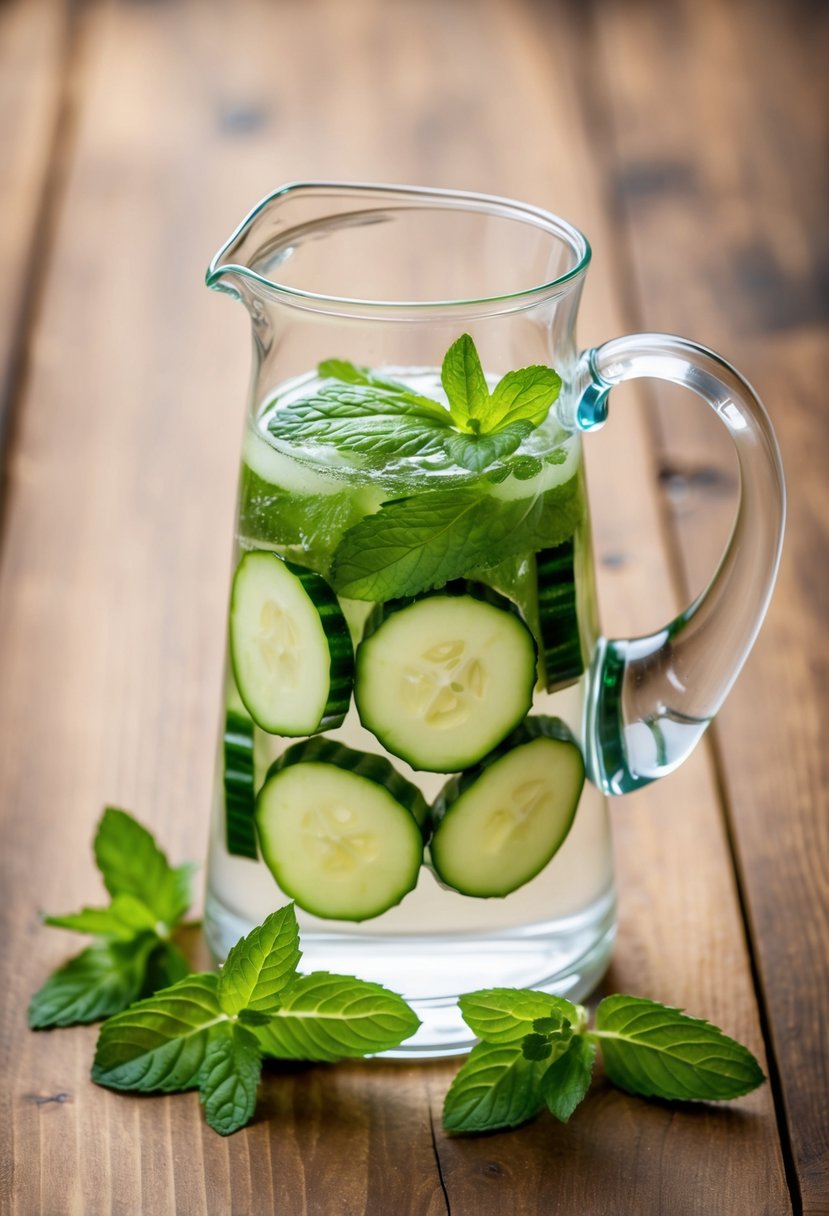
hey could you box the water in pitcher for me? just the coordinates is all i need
[204,366,615,1055]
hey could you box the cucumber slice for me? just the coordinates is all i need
[223,709,258,859]
[430,716,584,897]
[355,585,537,772]
[536,541,584,691]
[255,739,427,921]
[229,550,353,735]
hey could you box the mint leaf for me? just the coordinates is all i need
[510,455,544,481]
[522,1033,553,1061]
[43,892,159,940]
[331,488,542,601]
[217,904,301,1017]
[488,366,562,429]
[594,995,765,1101]
[199,1022,262,1136]
[458,988,580,1044]
[442,1041,545,1133]
[28,935,156,1028]
[267,383,452,461]
[141,940,191,996]
[92,973,223,1092]
[532,1013,567,1034]
[530,478,584,549]
[331,469,583,602]
[319,359,442,408]
[255,971,420,1061]
[444,420,533,473]
[331,489,487,600]
[319,358,384,386]
[441,334,491,431]
[94,808,193,928]
[541,1035,596,1122]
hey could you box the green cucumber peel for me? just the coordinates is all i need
[444,988,766,1134]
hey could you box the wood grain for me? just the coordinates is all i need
[590,0,829,1208]
[0,0,812,1211]
[0,0,71,477]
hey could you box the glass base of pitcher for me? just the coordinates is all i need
[203,887,617,1059]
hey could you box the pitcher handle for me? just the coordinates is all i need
[578,333,785,796]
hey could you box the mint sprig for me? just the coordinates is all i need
[267,334,561,474]
[29,810,420,1136]
[29,808,195,1028]
[92,904,420,1135]
[443,988,766,1134]
[441,334,560,436]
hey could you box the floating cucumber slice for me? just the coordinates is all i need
[536,540,584,691]
[223,709,258,859]
[354,585,537,772]
[430,716,584,897]
[230,550,353,736]
[255,739,427,921]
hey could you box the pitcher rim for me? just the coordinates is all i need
[206,181,592,313]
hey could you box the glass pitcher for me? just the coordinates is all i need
[203,183,784,1056]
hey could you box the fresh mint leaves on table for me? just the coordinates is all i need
[93,902,419,1135]
[28,808,194,1028]
[268,333,562,474]
[442,988,766,1133]
[28,808,420,1135]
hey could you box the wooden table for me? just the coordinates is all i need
[1,1,826,1212]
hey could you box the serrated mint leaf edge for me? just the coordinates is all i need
[93,808,194,928]
[42,891,160,940]
[217,904,301,1017]
[540,1035,596,1123]
[488,366,562,430]
[254,971,420,1061]
[198,1023,262,1136]
[457,987,581,1044]
[91,973,224,1093]
[594,995,766,1101]
[440,333,492,432]
[442,1040,546,1134]
[28,935,157,1029]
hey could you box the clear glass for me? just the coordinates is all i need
[204,184,784,1056]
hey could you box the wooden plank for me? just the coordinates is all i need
[591,0,829,1208]
[0,0,790,1211]
[0,0,70,475]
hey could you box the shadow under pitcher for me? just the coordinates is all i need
[203,183,785,1056]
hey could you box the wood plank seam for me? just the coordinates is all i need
[427,1104,452,1216]
[576,1,802,1209]
[0,0,88,555]
[704,724,804,1216]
